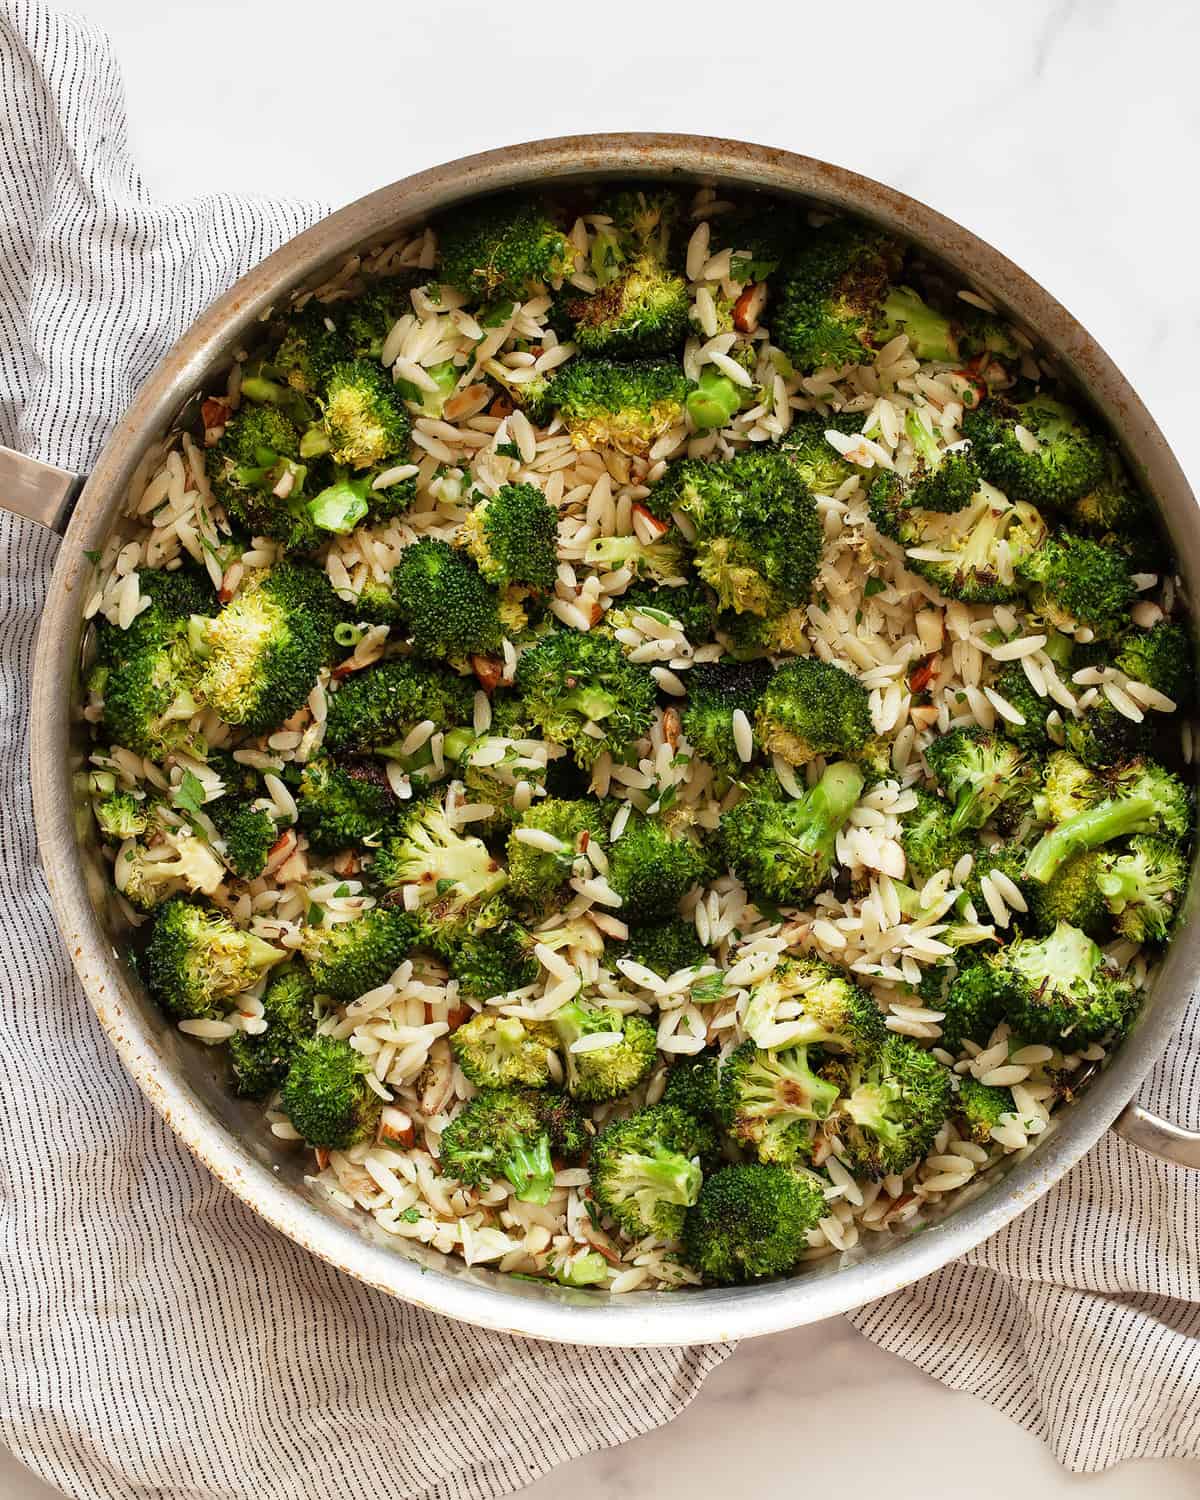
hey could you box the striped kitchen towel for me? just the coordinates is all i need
[0,5,730,1499]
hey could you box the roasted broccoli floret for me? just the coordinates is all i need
[228,967,317,1099]
[955,1076,1012,1145]
[296,757,395,852]
[956,844,1034,927]
[209,796,278,880]
[772,221,905,369]
[564,252,689,359]
[554,357,689,457]
[390,538,503,660]
[272,300,348,395]
[95,791,148,841]
[717,606,811,660]
[335,275,423,359]
[1027,850,1111,939]
[745,956,887,1053]
[778,410,861,495]
[604,579,718,644]
[925,727,1035,834]
[514,630,657,770]
[319,358,411,470]
[719,1039,840,1165]
[144,898,283,1020]
[1024,757,1191,884]
[1096,835,1189,946]
[1070,448,1154,541]
[1113,623,1194,708]
[616,919,708,978]
[997,921,1137,1045]
[1034,749,1099,825]
[449,1012,559,1088]
[298,909,422,1002]
[682,1162,825,1283]
[324,657,475,755]
[372,799,507,947]
[459,482,558,592]
[1016,534,1135,640]
[721,760,864,907]
[904,406,980,513]
[823,1036,952,1178]
[549,1001,657,1103]
[194,562,337,734]
[448,918,542,1000]
[661,1053,721,1122]
[505,797,610,913]
[440,1086,586,1203]
[681,658,772,776]
[205,403,318,550]
[590,1104,713,1239]
[962,396,1107,511]
[659,451,821,617]
[438,195,572,300]
[899,787,972,885]
[938,960,1011,1052]
[991,662,1055,752]
[607,808,713,922]
[755,658,871,765]
[282,1035,380,1149]
[119,835,226,912]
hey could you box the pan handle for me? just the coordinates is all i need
[0,446,84,533]
[1112,1101,1200,1169]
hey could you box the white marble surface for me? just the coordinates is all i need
[4,1,1199,1495]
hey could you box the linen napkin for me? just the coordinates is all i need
[0,6,729,1498]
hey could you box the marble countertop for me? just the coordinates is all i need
[4,1,1198,1495]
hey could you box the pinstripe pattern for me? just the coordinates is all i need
[0,5,730,1495]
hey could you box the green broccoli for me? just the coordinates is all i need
[194,562,338,734]
[904,406,980,513]
[439,1086,586,1203]
[778,410,861,494]
[962,396,1107,511]
[119,835,226,912]
[448,918,542,999]
[95,791,148,841]
[682,1162,825,1283]
[320,359,411,470]
[228,967,317,1099]
[272,301,349,395]
[209,796,278,880]
[938,960,1011,1052]
[459,483,559,591]
[686,367,743,431]
[956,844,1034,926]
[1114,623,1194,708]
[298,908,422,1002]
[823,1036,952,1178]
[323,657,475,755]
[438,194,572,300]
[505,797,610,913]
[681,658,772,775]
[1096,835,1188,945]
[925,727,1035,834]
[449,1011,559,1088]
[661,1053,721,1122]
[1027,850,1111,939]
[514,630,657,770]
[744,956,886,1053]
[334,274,424,358]
[955,1076,1012,1145]
[583,532,688,584]
[719,1039,840,1165]
[564,253,689,358]
[899,787,972,885]
[589,1104,713,1239]
[604,579,718,644]
[281,1035,381,1149]
[549,1001,658,1102]
[772,221,905,369]
[144,898,284,1020]
[1070,448,1154,541]
[1034,750,1099,825]
[755,658,871,765]
[553,357,690,457]
[1016,534,1135,640]
[296,757,395,852]
[997,921,1137,1045]
[615,918,708,979]
[205,403,318,551]
[991,662,1055,752]
[372,800,507,948]
[720,760,865,906]
[607,808,713,922]
[390,538,503,660]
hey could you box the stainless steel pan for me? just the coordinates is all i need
[7,135,1200,1347]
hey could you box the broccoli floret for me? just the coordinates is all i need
[120,835,226,912]
[604,579,718,644]
[686,367,743,431]
[549,1001,657,1102]
[777,410,862,494]
[962,396,1107,510]
[904,406,980,513]
[755,658,871,765]
[205,404,318,551]
[1027,850,1111,939]
[272,301,348,395]
[565,255,689,358]
[939,961,1012,1052]
[298,909,422,1002]
[590,1104,713,1239]
[449,1012,559,1088]
[682,1162,825,1283]
[459,482,558,591]
[440,1086,585,1203]
[719,1038,840,1166]
[660,451,821,617]
[390,538,503,660]
[998,921,1137,1045]
[1034,749,1099,825]
[991,662,1055,752]
[899,787,972,885]
[925,727,1035,834]
[720,760,865,907]
[281,1035,380,1149]
[717,606,811,660]
[681,658,772,776]
[758,958,887,1054]
[958,310,1022,363]
[1114,623,1194,709]
[438,195,572,300]
[1070,448,1154,540]
[296,757,395,852]
[661,1053,721,1122]
[616,918,708,978]
[372,800,507,947]
[324,657,474,755]
[1016,534,1135,640]
[956,844,1034,926]
[824,1036,952,1178]
[144,898,284,1020]
[209,797,278,880]
[320,359,411,471]
[1024,757,1191,884]
[514,630,657,771]
[334,275,423,359]
[448,918,542,1000]
[228,967,317,1099]
[554,357,689,457]
[195,562,337,735]
[95,791,148,841]
[772,221,905,369]
[869,473,1048,604]
[583,532,688,584]
[955,1076,1012,1145]
[1096,835,1188,946]
[607,808,712,922]
[505,797,610,913]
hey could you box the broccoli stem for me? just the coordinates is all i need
[808,760,866,825]
[561,684,619,721]
[1024,793,1158,884]
[501,1129,556,1204]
